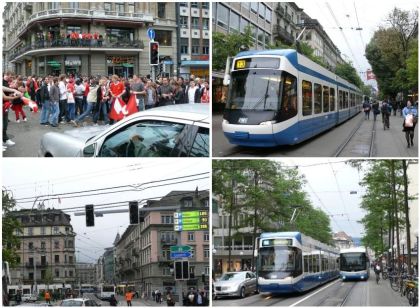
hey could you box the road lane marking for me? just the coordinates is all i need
[289,279,341,307]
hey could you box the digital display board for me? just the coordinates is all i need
[174,211,208,231]
[234,57,280,70]
[261,239,292,246]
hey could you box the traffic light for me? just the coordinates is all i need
[85,204,94,227]
[129,201,139,224]
[174,261,189,280]
[150,42,159,65]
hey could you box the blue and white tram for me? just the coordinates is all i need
[339,247,370,281]
[222,49,363,147]
[256,232,339,294]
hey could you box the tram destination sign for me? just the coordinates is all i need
[174,210,208,231]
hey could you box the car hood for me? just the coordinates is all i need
[214,280,241,288]
[63,125,109,142]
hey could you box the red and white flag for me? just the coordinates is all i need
[21,96,39,112]
[109,95,138,121]
[366,69,376,80]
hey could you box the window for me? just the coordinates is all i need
[265,8,272,23]
[242,2,250,10]
[180,38,189,54]
[106,27,134,43]
[217,4,228,29]
[204,232,209,241]
[28,242,34,250]
[201,198,209,207]
[69,2,79,9]
[161,215,174,224]
[99,120,187,157]
[204,247,210,258]
[180,16,188,28]
[69,256,73,264]
[258,3,265,19]
[128,3,135,13]
[183,198,193,207]
[162,268,171,276]
[191,2,199,8]
[230,11,240,33]
[104,3,112,12]
[55,255,60,264]
[69,270,73,277]
[314,83,322,114]
[41,242,46,250]
[16,257,21,264]
[28,228,33,236]
[40,227,46,235]
[322,86,329,112]
[302,80,312,116]
[54,241,59,249]
[41,270,46,280]
[251,2,258,14]
[338,90,343,110]
[202,18,209,30]
[53,226,59,234]
[158,3,166,19]
[155,30,172,46]
[179,2,188,7]
[205,266,210,275]
[190,127,209,156]
[55,270,59,277]
[344,92,349,109]
[115,3,124,14]
[191,39,200,55]
[240,18,249,33]
[202,2,209,9]
[191,17,200,29]
[278,72,298,121]
[188,232,195,241]
[189,265,195,278]
[257,28,264,43]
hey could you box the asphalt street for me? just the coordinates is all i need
[213,273,410,306]
[212,111,418,157]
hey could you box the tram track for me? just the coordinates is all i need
[313,281,357,306]
[334,117,375,157]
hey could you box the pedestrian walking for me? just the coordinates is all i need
[93,78,109,125]
[74,79,85,116]
[131,75,146,111]
[363,99,371,120]
[402,100,418,148]
[15,291,22,305]
[58,74,68,123]
[166,292,175,306]
[185,80,200,104]
[109,294,118,306]
[72,79,99,126]
[39,77,51,125]
[66,80,76,121]
[372,100,380,122]
[125,290,133,306]
[45,290,51,304]
[145,81,157,109]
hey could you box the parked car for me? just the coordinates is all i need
[39,104,209,157]
[213,271,258,299]
[60,298,101,306]
[22,294,38,303]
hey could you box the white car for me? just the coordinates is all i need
[39,104,209,157]
[213,271,258,299]
[60,298,101,306]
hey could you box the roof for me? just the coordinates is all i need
[333,231,353,241]
[146,190,209,208]
[236,48,297,58]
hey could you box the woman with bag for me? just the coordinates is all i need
[362,99,371,120]
[402,100,418,148]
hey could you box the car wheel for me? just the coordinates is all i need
[240,286,246,298]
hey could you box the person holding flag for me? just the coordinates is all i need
[108,75,125,124]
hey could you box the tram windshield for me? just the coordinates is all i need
[259,246,301,273]
[226,70,297,116]
[340,253,367,271]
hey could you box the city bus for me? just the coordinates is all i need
[96,284,116,301]
[339,247,370,280]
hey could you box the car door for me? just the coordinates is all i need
[184,124,209,157]
[92,118,194,157]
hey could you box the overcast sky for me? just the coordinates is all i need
[3,159,210,263]
[295,0,418,86]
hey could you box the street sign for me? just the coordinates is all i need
[147,28,155,41]
[170,245,191,253]
[174,210,209,231]
[170,251,192,259]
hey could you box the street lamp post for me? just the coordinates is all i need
[401,239,406,272]
[393,244,398,272]
[388,248,392,268]
[415,231,419,275]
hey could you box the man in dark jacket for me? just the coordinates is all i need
[39,77,51,125]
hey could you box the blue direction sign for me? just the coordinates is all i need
[147,28,155,41]
[170,251,192,259]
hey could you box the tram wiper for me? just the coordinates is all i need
[250,79,271,110]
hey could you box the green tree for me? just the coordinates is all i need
[2,190,21,267]
[406,39,418,90]
[335,61,363,88]
[212,27,254,71]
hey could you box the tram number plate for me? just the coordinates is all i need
[235,60,246,69]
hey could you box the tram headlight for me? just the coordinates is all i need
[259,120,276,125]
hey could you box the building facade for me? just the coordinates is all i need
[177,2,210,79]
[113,190,210,299]
[333,231,354,249]
[273,2,303,46]
[8,208,76,287]
[3,2,177,78]
[75,263,96,285]
[102,247,115,284]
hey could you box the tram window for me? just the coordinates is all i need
[295,249,303,276]
[304,255,309,272]
[344,92,349,109]
[338,90,343,110]
[307,254,313,272]
[323,86,329,112]
[330,88,335,111]
[278,72,297,121]
[313,254,319,272]
[302,80,312,116]
[314,83,322,114]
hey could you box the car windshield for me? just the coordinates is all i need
[340,253,367,271]
[61,300,83,306]
[219,272,245,281]
[259,246,298,272]
[226,70,297,115]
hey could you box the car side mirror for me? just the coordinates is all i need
[83,143,96,157]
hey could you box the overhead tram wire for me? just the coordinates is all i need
[325,2,362,70]
[353,1,366,48]
[13,172,209,203]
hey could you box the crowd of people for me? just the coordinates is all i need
[2,71,209,152]
[362,98,418,147]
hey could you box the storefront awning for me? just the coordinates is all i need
[48,61,61,67]
[122,63,134,68]
[163,60,174,65]
[181,60,209,67]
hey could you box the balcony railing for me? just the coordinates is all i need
[160,238,177,245]
[25,262,49,268]
[273,25,294,44]
[8,39,144,61]
[276,5,285,16]
[28,8,154,24]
